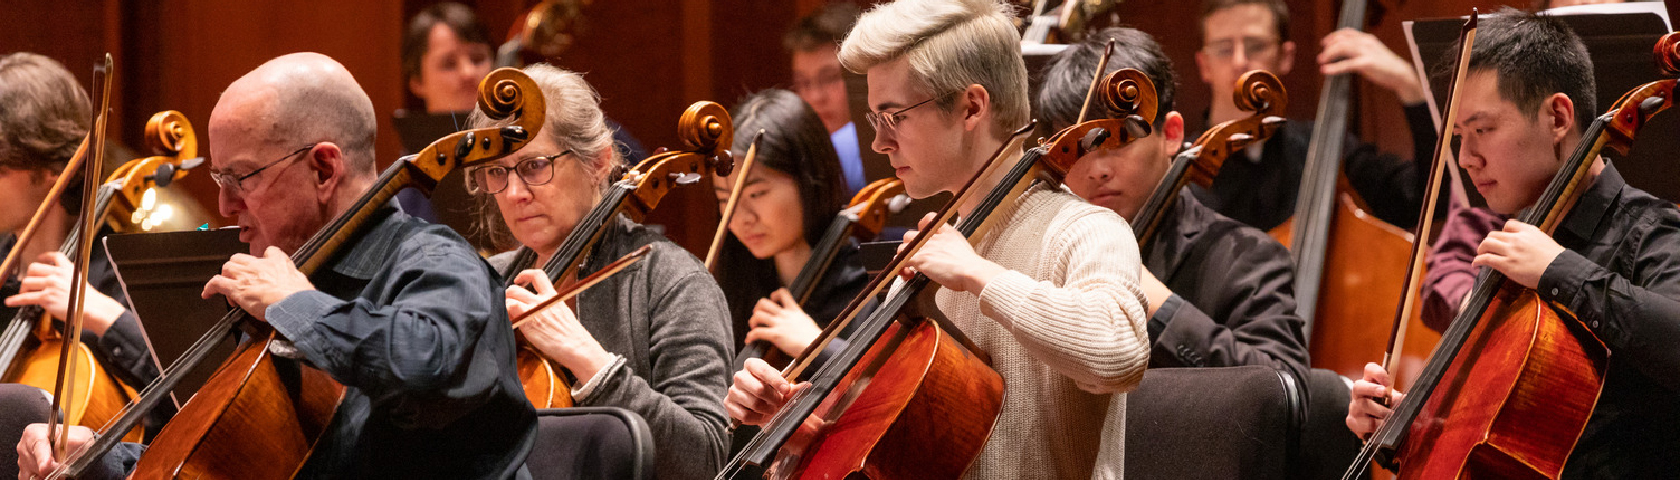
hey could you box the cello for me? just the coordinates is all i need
[47,68,547,480]
[505,101,735,409]
[1133,70,1286,246]
[719,68,1156,479]
[730,175,910,370]
[0,108,202,444]
[1343,29,1680,480]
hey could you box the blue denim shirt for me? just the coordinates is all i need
[89,205,535,479]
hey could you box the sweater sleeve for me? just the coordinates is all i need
[975,209,1152,393]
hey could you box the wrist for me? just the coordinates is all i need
[570,347,616,385]
[82,295,126,335]
[962,261,1007,293]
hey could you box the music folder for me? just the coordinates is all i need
[103,227,246,402]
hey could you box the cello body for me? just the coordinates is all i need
[517,346,575,408]
[130,329,345,480]
[1272,189,1440,389]
[1394,285,1606,479]
[769,319,1003,479]
[3,328,143,443]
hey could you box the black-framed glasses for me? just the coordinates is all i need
[209,144,315,197]
[467,150,574,194]
[864,90,959,134]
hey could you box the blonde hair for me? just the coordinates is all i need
[838,0,1029,135]
[466,63,624,249]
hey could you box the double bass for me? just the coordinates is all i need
[0,109,202,444]
[719,68,1156,479]
[506,101,734,409]
[49,68,546,479]
[1343,28,1680,480]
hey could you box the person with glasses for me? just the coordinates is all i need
[18,52,535,479]
[785,2,868,195]
[1192,0,1438,232]
[726,1,1151,478]
[468,64,732,480]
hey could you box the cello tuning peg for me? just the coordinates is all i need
[1228,133,1253,142]
[1262,116,1286,125]
[671,173,702,185]
[887,195,913,213]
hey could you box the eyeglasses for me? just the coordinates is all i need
[467,150,573,194]
[864,90,959,134]
[209,144,315,197]
[1202,36,1281,61]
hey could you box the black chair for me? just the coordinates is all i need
[527,407,656,480]
[1292,368,1365,480]
[1125,366,1300,479]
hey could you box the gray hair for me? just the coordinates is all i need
[838,0,1029,135]
[465,63,623,250]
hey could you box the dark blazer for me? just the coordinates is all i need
[1140,191,1310,382]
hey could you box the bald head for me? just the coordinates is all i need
[212,53,377,178]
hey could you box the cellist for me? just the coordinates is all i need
[1347,10,1680,477]
[17,53,534,479]
[470,64,732,480]
[0,52,169,473]
[725,0,1152,477]
[1035,27,1309,382]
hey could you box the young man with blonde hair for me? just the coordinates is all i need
[725,0,1151,477]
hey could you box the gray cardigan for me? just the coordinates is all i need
[492,217,733,480]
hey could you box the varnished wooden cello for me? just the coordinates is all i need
[1133,70,1286,246]
[718,68,1156,479]
[1274,0,1440,387]
[46,68,546,480]
[731,176,910,370]
[1342,28,1680,480]
[504,101,735,409]
[0,108,202,445]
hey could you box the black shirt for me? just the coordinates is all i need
[1191,103,1438,232]
[1533,163,1680,479]
[1140,190,1310,382]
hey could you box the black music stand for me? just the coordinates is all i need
[1405,5,1680,204]
[102,228,245,402]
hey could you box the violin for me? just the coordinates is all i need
[1342,27,1680,480]
[506,101,734,409]
[731,176,911,369]
[719,68,1155,479]
[1132,70,1286,247]
[50,68,546,479]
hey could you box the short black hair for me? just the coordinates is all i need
[1036,27,1177,131]
[1442,8,1596,132]
[784,2,862,53]
[1199,0,1289,42]
[401,3,492,86]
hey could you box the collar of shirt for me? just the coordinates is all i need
[323,200,406,280]
[1555,161,1625,247]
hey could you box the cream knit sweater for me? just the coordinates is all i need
[943,182,1151,480]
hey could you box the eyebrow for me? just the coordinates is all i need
[1453,111,1496,130]
[713,177,766,193]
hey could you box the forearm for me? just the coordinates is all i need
[978,270,1151,393]
[1150,295,1308,378]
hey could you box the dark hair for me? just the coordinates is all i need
[1036,27,1177,131]
[401,3,493,106]
[0,53,90,214]
[1441,8,1596,133]
[713,89,848,328]
[784,2,863,53]
[1198,0,1289,41]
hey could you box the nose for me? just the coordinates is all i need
[870,126,895,155]
[1457,136,1483,171]
[500,174,534,202]
[217,187,243,218]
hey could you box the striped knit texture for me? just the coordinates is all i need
[940,182,1151,479]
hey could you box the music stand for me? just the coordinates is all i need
[1405,5,1680,204]
[102,228,245,402]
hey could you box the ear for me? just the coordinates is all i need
[307,143,347,203]
[1277,41,1296,76]
[1161,111,1186,159]
[409,76,428,101]
[1542,92,1575,144]
[587,148,616,185]
[960,84,993,133]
